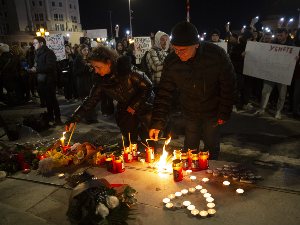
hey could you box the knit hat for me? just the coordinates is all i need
[241,30,254,41]
[0,43,9,52]
[231,33,238,40]
[211,29,220,37]
[171,21,199,46]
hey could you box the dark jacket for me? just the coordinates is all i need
[35,45,57,83]
[151,42,236,131]
[73,55,94,98]
[293,30,300,79]
[0,52,22,90]
[69,56,153,124]
[60,53,75,84]
[229,39,247,74]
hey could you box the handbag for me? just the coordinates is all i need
[37,73,47,83]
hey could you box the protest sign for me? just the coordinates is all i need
[45,33,65,61]
[213,42,227,53]
[85,29,107,38]
[243,41,300,85]
[134,37,151,64]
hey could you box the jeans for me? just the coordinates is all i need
[39,82,61,119]
[293,78,300,114]
[260,80,287,112]
[183,114,221,160]
[235,73,253,105]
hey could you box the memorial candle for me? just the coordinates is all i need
[200,210,208,217]
[207,203,215,208]
[191,209,199,216]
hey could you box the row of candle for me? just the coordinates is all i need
[173,150,210,171]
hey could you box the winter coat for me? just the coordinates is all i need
[229,39,247,74]
[35,45,57,83]
[73,55,94,98]
[0,52,22,90]
[69,56,153,126]
[151,42,236,131]
[60,53,75,84]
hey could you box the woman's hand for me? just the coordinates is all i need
[127,106,135,115]
[65,122,74,132]
[149,129,160,141]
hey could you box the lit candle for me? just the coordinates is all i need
[165,202,173,209]
[217,167,223,171]
[204,193,211,198]
[168,194,175,199]
[233,176,239,181]
[202,178,209,182]
[224,165,230,167]
[206,197,214,202]
[183,201,191,207]
[60,137,65,147]
[200,189,207,194]
[190,176,196,182]
[186,169,192,175]
[223,181,230,186]
[163,198,170,204]
[22,168,31,173]
[207,203,215,208]
[181,189,188,195]
[199,210,208,217]
[236,188,244,195]
[140,159,145,164]
[223,173,229,178]
[207,169,213,174]
[191,209,199,216]
[195,185,202,190]
[213,171,219,176]
[58,173,65,178]
[189,187,196,194]
[187,205,195,210]
[208,209,216,216]
[175,192,182,197]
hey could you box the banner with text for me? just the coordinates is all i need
[243,41,300,85]
[85,29,107,39]
[213,42,227,53]
[45,33,66,61]
[134,37,151,64]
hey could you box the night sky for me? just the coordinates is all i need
[78,0,299,39]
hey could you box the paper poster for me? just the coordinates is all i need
[243,41,300,85]
[213,42,227,53]
[85,29,107,39]
[45,33,66,61]
[134,37,151,64]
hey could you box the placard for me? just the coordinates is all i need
[85,29,107,39]
[243,41,300,85]
[134,37,151,64]
[45,33,66,61]
[213,42,227,53]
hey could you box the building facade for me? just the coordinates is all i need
[0,0,83,46]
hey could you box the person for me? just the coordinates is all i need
[73,44,80,57]
[146,31,170,88]
[209,29,221,42]
[0,43,23,106]
[65,47,153,147]
[149,21,236,160]
[230,30,254,112]
[291,28,300,119]
[27,37,62,123]
[225,23,238,53]
[26,45,39,98]
[254,28,296,119]
[116,41,126,57]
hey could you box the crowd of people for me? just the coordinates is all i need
[0,17,300,160]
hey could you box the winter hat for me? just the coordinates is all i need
[211,29,220,37]
[171,21,199,46]
[91,41,98,48]
[154,31,170,51]
[0,43,9,52]
[241,30,254,41]
[231,33,238,40]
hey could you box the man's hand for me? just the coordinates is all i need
[65,122,74,132]
[149,129,160,141]
[242,51,246,57]
[225,23,229,32]
[127,106,135,115]
[218,119,225,125]
[30,67,37,73]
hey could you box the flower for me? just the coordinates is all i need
[73,155,80,164]
[70,143,81,151]
[32,150,38,154]
[95,203,109,218]
[77,150,84,159]
[38,157,54,173]
[106,196,120,209]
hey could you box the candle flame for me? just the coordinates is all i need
[153,136,172,172]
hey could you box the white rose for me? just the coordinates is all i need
[106,196,119,209]
[77,150,84,159]
[73,155,80,164]
[95,203,109,218]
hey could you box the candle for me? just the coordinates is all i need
[60,137,65,147]
[223,173,229,178]
[224,165,230,167]
[195,185,202,190]
[206,197,214,203]
[233,176,239,181]
[208,209,216,216]
[189,188,196,193]
[115,156,125,173]
[186,169,192,175]
[223,181,230,186]
[255,175,261,179]
[187,205,195,210]
[58,173,65,178]
[213,172,219,176]
[175,192,182,197]
[207,203,215,208]
[181,189,188,195]
[175,202,182,209]
[191,209,199,216]
[183,201,191,207]
[202,178,209,182]
[200,189,207,194]
[207,169,213,174]
[199,210,208,217]
[190,176,196,182]
[163,198,170,204]
[140,159,145,164]
[204,193,211,198]
[22,169,31,173]
[236,188,244,195]
[168,194,175,199]
[165,202,173,209]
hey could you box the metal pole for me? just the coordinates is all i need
[129,0,132,36]
[109,11,113,39]
[187,0,190,22]
[298,9,300,28]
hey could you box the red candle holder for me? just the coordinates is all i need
[181,152,189,170]
[173,159,183,182]
[115,156,125,173]
[199,151,209,170]
[105,155,116,172]
[145,147,154,162]
[62,145,71,153]
[124,147,133,163]
[131,143,138,160]
[191,153,200,171]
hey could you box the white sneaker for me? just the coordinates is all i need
[232,105,238,113]
[243,103,254,110]
[275,111,281,119]
[253,109,265,116]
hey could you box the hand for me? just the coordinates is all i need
[278,21,282,29]
[31,67,37,73]
[296,56,299,61]
[225,23,229,32]
[149,129,160,141]
[241,28,245,33]
[218,119,225,125]
[127,106,135,115]
[242,51,246,57]
[65,122,74,132]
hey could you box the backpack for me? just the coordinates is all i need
[139,51,152,78]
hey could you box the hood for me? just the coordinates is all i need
[154,31,170,51]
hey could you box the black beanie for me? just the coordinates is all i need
[241,30,254,41]
[231,33,238,40]
[171,21,199,46]
[211,29,220,37]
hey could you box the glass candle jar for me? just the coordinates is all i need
[115,156,125,173]
[145,147,154,162]
[105,155,115,172]
[181,152,189,170]
[173,150,181,160]
[131,142,138,160]
[124,147,133,163]
[173,159,183,182]
[199,151,209,170]
[191,153,200,171]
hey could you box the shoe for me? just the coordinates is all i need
[232,105,238,113]
[54,117,63,125]
[275,111,281,119]
[243,103,253,110]
[253,109,265,116]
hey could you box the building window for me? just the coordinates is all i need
[55,24,59,31]
[60,24,64,31]
[39,1,42,6]
[59,14,63,21]
[34,14,39,21]
[39,13,43,21]
[40,23,44,29]
[72,16,77,23]
[36,24,40,30]
[52,1,55,6]
[70,4,72,9]
[59,2,62,7]
[72,25,77,31]
[54,14,58,21]
[74,5,76,10]
[32,1,35,6]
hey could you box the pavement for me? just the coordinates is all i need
[1,92,300,225]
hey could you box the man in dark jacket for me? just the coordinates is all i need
[149,21,236,160]
[27,37,61,124]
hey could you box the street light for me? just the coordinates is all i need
[36,28,49,37]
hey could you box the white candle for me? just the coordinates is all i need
[199,210,208,217]
[236,188,244,194]
[187,205,195,210]
[181,189,188,195]
[175,192,182,197]
[58,173,64,178]
[223,181,230,186]
[207,203,215,208]
[191,209,199,216]
[168,194,175,199]
[183,201,191,207]
[189,188,196,193]
[60,137,65,147]
[165,202,173,209]
[186,169,192,175]
[200,189,207,194]
[190,176,196,181]
[202,178,209,182]
[195,185,202,190]
[204,193,211,198]
[208,209,216,215]
[163,198,170,204]
[206,197,214,202]
[140,159,145,164]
